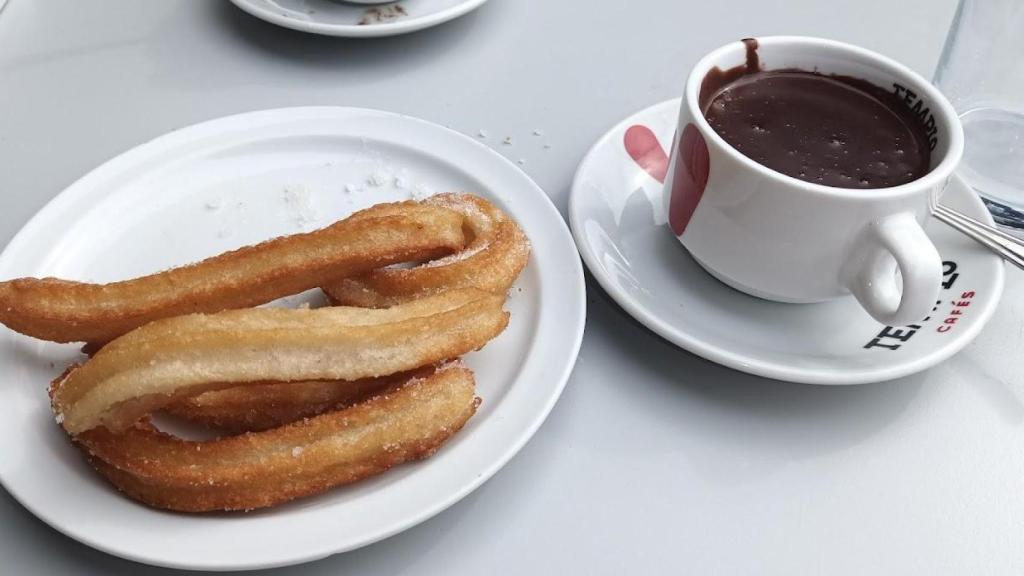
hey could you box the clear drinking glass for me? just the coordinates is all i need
[934,0,1024,228]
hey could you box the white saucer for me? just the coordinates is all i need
[230,0,488,37]
[0,107,585,570]
[570,98,1005,385]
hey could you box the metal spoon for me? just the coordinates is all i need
[931,192,1024,269]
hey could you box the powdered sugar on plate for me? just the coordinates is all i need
[282,185,320,228]
[367,169,391,188]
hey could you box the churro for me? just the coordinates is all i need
[163,369,430,433]
[0,202,466,344]
[53,288,508,434]
[325,194,530,307]
[70,365,479,512]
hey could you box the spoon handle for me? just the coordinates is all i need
[932,202,1024,270]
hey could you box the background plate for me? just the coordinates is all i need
[229,0,490,37]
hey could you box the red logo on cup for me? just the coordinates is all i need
[668,123,710,236]
[624,125,669,184]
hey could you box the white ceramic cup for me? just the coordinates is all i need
[663,36,964,327]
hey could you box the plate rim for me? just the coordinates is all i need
[228,0,490,38]
[569,97,1005,386]
[0,106,586,570]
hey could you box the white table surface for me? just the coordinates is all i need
[6,1,1024,574]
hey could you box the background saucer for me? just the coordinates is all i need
[229,0,489,37]
[570,98,1005,385]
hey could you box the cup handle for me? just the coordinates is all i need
[844,212,942,326]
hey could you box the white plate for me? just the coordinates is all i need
[570,98,1004,385]
[0,107,585,570]
[229,0,488,37]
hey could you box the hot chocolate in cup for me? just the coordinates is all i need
[663,36,964,326]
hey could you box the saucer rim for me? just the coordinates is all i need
[569,98,1006,385]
